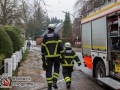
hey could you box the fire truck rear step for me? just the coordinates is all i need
[97,77,120,90]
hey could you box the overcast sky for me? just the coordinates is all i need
[45,0,76,21]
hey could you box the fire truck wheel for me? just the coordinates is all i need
[95,61,106,87]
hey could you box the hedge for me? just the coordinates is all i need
[0,28,13,58]
[5,30,22,52]
[3,25,23,52]
[0,54,5,74]
[12,26,21,35]
[19,35,24,47]
[0,54,5,66]
[12,26,24,47]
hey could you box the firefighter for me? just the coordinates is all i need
[61,42,81,88]
[41,24,64,90]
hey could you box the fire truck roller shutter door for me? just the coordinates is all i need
[82,22,91,56]
[91,16,107,51]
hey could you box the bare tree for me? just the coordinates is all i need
[0,0,20,25]
[23,0,48,39]
[73,0,112,42]
[0,0,47,26]
[74,0,112,18]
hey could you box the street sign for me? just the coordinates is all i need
[75,42,81,45]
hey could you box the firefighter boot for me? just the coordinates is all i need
[66,82,70,89]
[48,85,52,90]
[53,80,58,89]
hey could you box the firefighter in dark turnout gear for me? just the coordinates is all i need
[41,24,64,90]
[61,42,81,89]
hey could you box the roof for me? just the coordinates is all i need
[41,22,63,37]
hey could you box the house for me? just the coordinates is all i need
[36,22,63,45]
[72,18,81,41]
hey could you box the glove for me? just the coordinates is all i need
[42,55,47,71]
[42,55,45,61]
[60,55,65,63]
[42,62,46,71]
[78,63,81,66]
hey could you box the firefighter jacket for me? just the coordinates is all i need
[41,30,64,58]
[61,48,81,67]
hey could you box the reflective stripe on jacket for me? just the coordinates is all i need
[61,49,81,66]
[41,30,64,58]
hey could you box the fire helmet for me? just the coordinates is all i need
[48,24,56,30]
[65,42,71,48]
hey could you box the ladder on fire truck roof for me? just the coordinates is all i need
[81,0,120,24]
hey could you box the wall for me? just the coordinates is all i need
[57,28,63,38]
[36,38,43,45]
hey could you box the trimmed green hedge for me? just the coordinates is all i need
[19,35,24,47]
[3,25,23,52]
[0,28,13,58]
[0,54,5,67]
[5,30,22,52]
[12,26,21,35]
[0,54,5,74]
[12,26,24,47]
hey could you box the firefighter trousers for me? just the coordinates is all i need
[62,67,73,83]
[46,57,60,86]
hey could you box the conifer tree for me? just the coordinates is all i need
[62,12,72,38]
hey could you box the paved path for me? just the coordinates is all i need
[40,67,105,90]
[9,44,107,90]
[10,46,47,90]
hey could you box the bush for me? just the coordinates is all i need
[12,26,25,48]
[0,28,13,58]
[0,54,5,75]
[11,26,24,47]
[3,25,23,52]
[0,54,5,67]
[5,30,22,52]
[12,26,24,47]
[19,35,24,47]
[12,26,21,35]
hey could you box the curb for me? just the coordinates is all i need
[30,85,48,90]
[73,67,97,82]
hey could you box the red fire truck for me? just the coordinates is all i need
[81,0,120,89]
